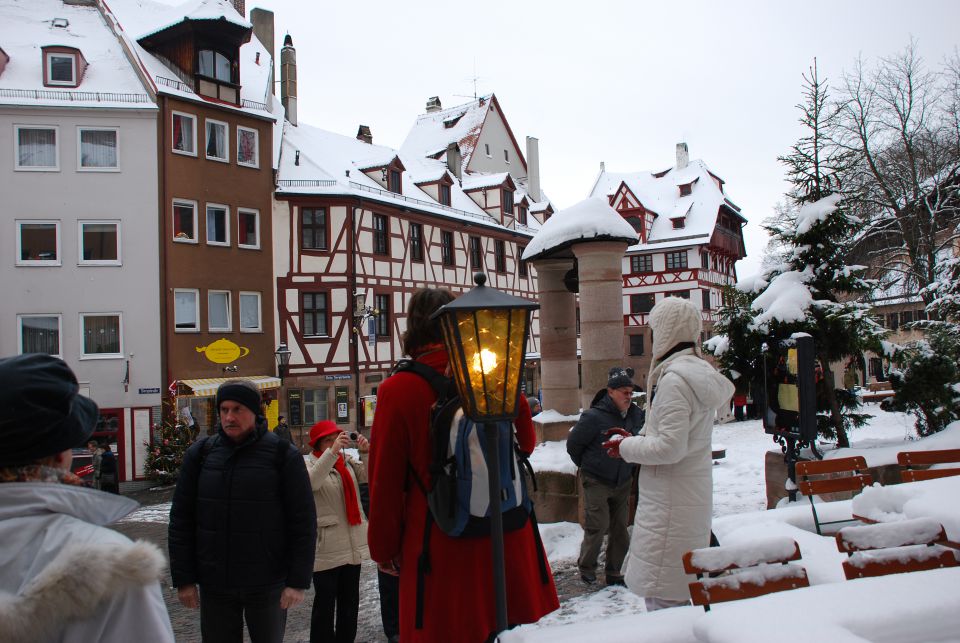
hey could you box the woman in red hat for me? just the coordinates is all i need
[305,420,369,642]
[367,288,559,642]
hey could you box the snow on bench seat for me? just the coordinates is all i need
[686,536,799,573]
[846,544,958,569]
[698,563,808,591]
[836,517,946,552]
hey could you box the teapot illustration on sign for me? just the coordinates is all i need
[196,338,250,364]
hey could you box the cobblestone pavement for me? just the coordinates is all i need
[114,487,596,642]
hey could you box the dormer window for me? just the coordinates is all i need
[517,205,528,225]
[196,47,238,104]
[679,183,693,197]
[671,217,685,229]
[439,183,451,206]
[199,50,232,82]
[42,46,85,88]
[388,170,402,194]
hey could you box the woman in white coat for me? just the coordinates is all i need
[306,420,370,642]
[609,297,733,611]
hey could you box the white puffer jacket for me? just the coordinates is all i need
[0,480,174,642]
[306,450,370,572]
[619,351,734,600]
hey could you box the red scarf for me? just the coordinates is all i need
[313,449,362,526]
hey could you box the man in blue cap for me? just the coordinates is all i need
[0,354,174,641]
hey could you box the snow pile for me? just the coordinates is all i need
[794,193,842,235]
[704,335,730,357]
[836,517,945,550]
[530,440,577,475]
[533,409,581,424]
[522,197,637,261]
[749,269,814,329]
[846,544,956,569]
[698,563,807,591]
[852,474,960,541]
[689,537,798,571]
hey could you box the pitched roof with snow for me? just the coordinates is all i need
[278,121,534,236]
[400,94,492,175]
[0,0,153,108]
[590,159,744,252]
[105,0,277,119]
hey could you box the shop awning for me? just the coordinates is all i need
[177,375,281,397]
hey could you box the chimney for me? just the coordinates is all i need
[525,136,541,202]
[231,0,245,17]
[446,142,462,180]
[676,142,689,170]
[426,96,442,113]
[250,9,275,95]
[280,34,297,126]
[600,161,606,172]
[357,125,373,145]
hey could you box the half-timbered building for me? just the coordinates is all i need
[274,67,552,435]
[589,144,747,383]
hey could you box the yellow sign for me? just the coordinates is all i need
[265,399,279,429]
[196,338,250,364]
[363,395,377,427]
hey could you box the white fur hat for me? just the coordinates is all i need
[649,296,702,360]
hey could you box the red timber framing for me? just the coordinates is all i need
[273,192,540,432]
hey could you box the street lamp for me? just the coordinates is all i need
[274,342,291,384]
[430,272,539,634]
[351,292,379,433]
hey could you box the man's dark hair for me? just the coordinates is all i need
[401,288,454,356]
[278,416,285,422]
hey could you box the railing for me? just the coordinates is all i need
[155,75,193,93]
[0,88,150,103]
[241,98,267,111]
[277,179,338,188]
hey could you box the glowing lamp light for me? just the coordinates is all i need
[431,273,539,422]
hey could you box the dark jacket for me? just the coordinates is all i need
[168,418,317,591]
[567,392,643,487]
[274,422,292,445]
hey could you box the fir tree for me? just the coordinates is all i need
[747,61,883,447]
[145,397,196,484]
[705,285,764,396]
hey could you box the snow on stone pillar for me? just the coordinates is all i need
[533,258,580,416]
[573,241,629,413]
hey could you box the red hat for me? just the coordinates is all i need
[309,420,340,447]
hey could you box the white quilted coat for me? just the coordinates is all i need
[306,450,370,572]
[619,350,734,600]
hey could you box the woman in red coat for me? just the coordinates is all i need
[368,288,559,643]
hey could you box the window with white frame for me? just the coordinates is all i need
[174,289,199,331]
[303,388,329,424]
[239,292,261,332]
[237,126,259,167]
[18,314,61,356]
[46,52,76,85]
[79,221,120,265]
[208,290,231,331]
[206,204,229,246]
[15,126,58,170]
[205,119,228,162]
[238,209,259,249]
[78,128,118,170]
[173,200,198,242]
[16,220,60,265]
[80,313,122,357]
[172,112,196,155]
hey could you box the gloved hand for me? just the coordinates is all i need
[602,427,632,459]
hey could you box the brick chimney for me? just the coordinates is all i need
[231,0,245,17]
[280,34,297,126]
[676,142,689,170]
[426,96,442,113]
[357,125,373,145]
[250,9,274,94]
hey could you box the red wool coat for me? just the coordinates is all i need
[368,348,559,643]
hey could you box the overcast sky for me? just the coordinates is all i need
[249,0,959,279]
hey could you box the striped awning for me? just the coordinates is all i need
[177,375,281,397]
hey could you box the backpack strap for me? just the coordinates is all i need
[393,359,450,399]
[415,509,433,630]
[527,506,550,585]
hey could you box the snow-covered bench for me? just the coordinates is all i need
[795,456,873,535]
[898,448,960,483]
[835,517,959,579]
[682,536,810,611]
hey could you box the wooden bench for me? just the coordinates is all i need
[683,537,809,611]
[835,517,959,579]
[897,448,960,483]
[795,456,873,535]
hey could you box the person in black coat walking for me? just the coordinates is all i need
[169,380,317,643]
[567,367,643,586]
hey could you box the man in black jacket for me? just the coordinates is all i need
[169,380,317,643]
[567,367,643,586]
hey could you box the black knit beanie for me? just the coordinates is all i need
[215,380,262,416]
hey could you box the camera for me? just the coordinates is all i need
[349,432,358,441]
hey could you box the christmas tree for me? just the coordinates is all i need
[145,397,196,484]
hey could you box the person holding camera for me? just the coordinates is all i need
[305,420,370,643]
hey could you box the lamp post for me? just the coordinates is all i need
[274,342,291,384]
[431,272,539,635]
[351,292,378,433]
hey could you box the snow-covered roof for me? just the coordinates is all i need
[590,159,743,253]
[277,121,534,237]
[400,94,492,175]
[106,0,277,120]
[522,196,638,261]
[0,0,153,109]
[461,172,512,191]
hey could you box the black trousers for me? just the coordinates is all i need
[377,569,400,642]
[199,586,286,643]
[311,565,361,643]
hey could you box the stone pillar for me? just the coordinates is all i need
[532,258,580,416]
[573,241,628,412]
